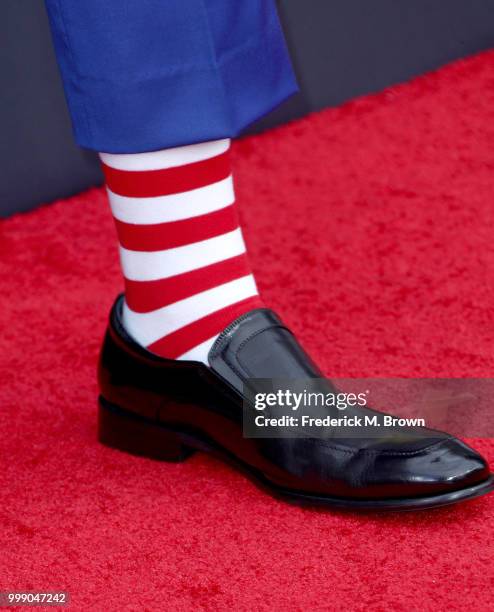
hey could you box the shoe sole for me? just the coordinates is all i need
[98,397,494,511]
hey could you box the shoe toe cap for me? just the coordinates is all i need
[375,438,491,497]
[426,438,490,488]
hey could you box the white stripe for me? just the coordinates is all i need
[122,275,258,346]
[99,139,230,171]
[120,228,246,282]
[177,335,218,363]
[108,176,235,225]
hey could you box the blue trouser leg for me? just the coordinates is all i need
[44,0,298,153]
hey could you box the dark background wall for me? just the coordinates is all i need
[2,0,494,217]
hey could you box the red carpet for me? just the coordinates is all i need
[2,52,494,610]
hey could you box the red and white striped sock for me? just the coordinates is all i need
[100,139,262,365]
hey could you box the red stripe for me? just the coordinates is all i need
[147,296,264,359]
[125,254,253,312]
[114,204,238,252]
[102,150,231,198]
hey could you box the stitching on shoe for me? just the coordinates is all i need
[309,437,451,456]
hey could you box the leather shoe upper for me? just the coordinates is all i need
[98,296,490,500]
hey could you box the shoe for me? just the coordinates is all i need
[97,295,494,510]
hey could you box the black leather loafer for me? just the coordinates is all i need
[98,295,494,510]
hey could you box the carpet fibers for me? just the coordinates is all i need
[2,52,494,611]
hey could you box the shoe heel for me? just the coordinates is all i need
[98,397,195,462]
